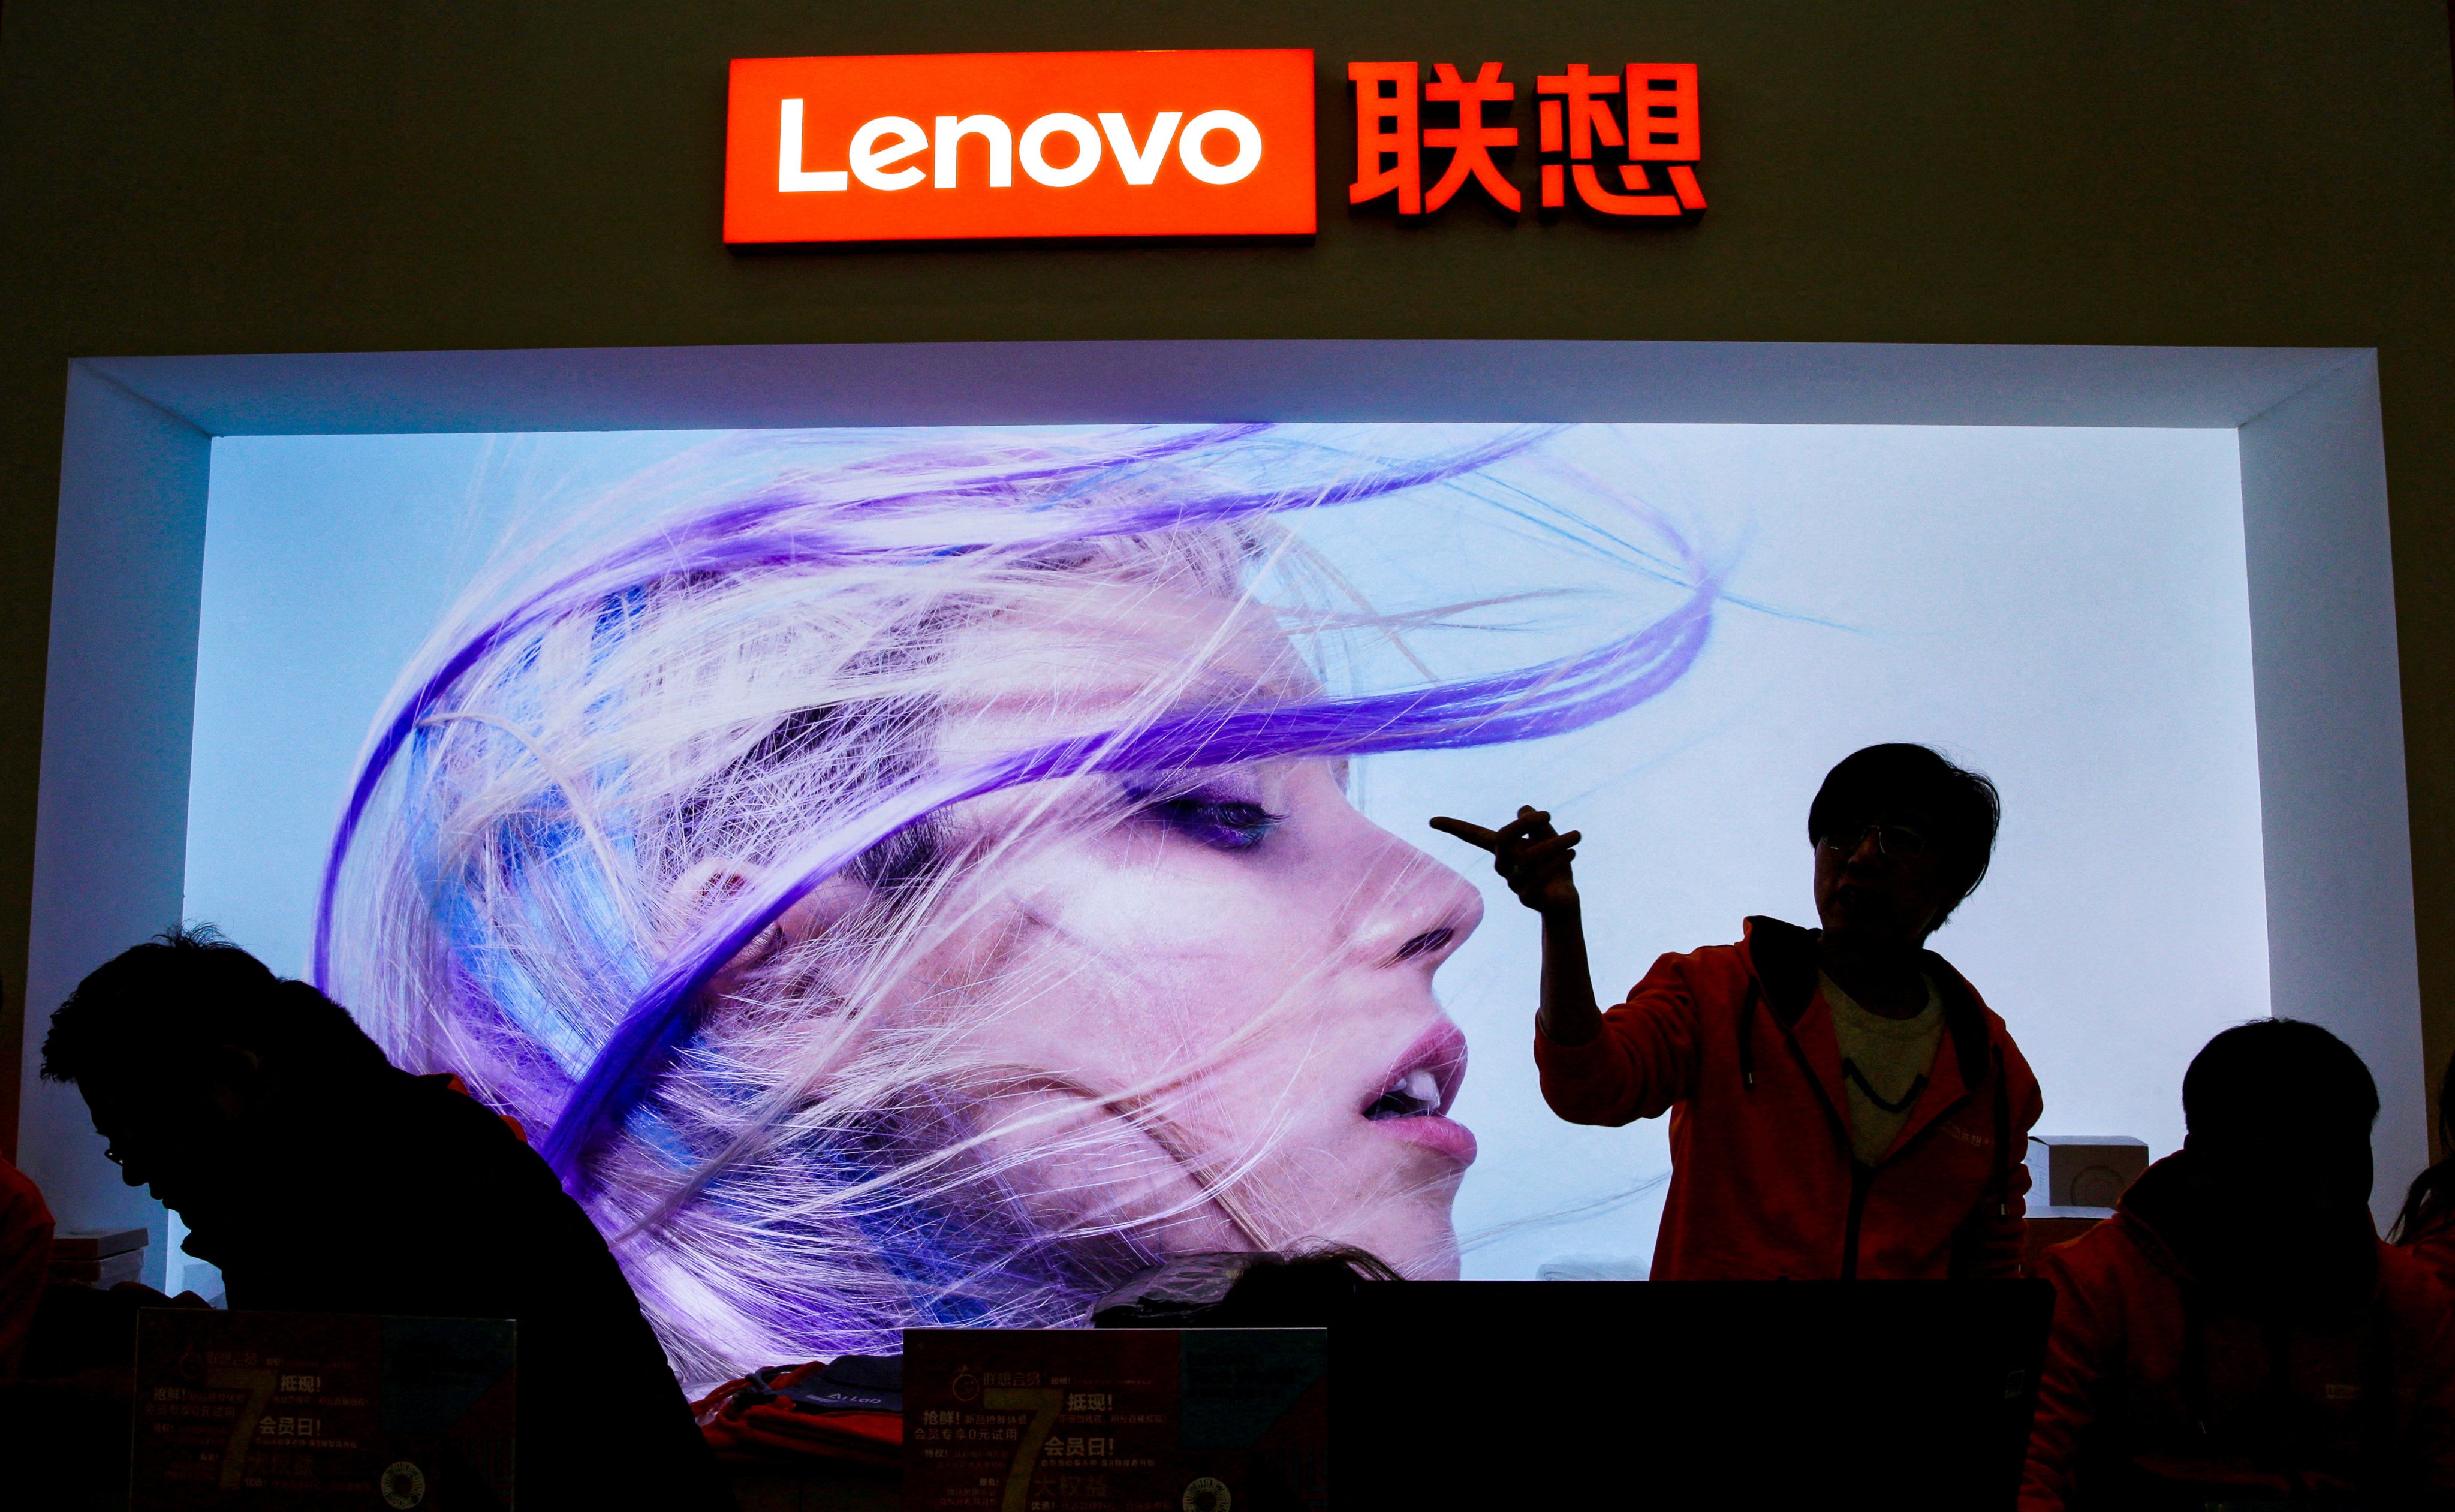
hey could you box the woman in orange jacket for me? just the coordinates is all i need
[1435,742,2042,1281]
[2391,1053,2455,1293]
[2022,1020,2455,1510]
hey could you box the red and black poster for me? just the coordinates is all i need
[903,1327,1327,1512]
[131,1310,516,1510]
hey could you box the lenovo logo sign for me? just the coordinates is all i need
[725,50,1316,244]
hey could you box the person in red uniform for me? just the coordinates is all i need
[2023,1019,2455,1510]
[1433,742,2041,1280]
[2391,1053,2455,1293]
[0,1149,54,1378]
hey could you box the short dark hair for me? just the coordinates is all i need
[2183,1019,2379,1143]
[1200,1246,1400,1328]
[1807,743,2001,925]
[41,925,390,1088]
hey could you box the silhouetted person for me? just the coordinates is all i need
[2023,1020,2455,1510]
[1199,1247,1397,1328]
[1435,743,2041,1279]
[0,1151,50,1381]
[1092,1246,1398,1329]
[40,929,730,1510]
[2392,1052,2455,1293]
[0,974,58,1380]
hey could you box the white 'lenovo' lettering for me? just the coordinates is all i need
[1098,112,1182,185]
[1019,113,1103,188]
[850,116,928,191]
[800,109,1263,192]
[934,115,1013,189]
[1177,110,1261,185]
[778,100,848,192]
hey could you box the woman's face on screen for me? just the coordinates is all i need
[835,579,1487,1278]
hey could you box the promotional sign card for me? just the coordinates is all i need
[132,1310,516,1510]
[902,1327,1327,1512]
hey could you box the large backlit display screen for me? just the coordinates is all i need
[185,422,2262,1387]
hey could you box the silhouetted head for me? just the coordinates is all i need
[1808,744,1999,947]
[1195,1246,1400,1328]
[2183,1019,2377,1233]
[41,927,391,1230]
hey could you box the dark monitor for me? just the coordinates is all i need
[1333,1280,2052,1511]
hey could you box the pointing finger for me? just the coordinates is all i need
[1429,816,1503,851]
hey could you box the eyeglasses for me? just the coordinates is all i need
[1816,823,1931,860]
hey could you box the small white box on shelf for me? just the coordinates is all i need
[2027,1135,2150,1210]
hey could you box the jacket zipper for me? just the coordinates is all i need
[1841,1162,1872,1281]
[1754,948,1996,1281]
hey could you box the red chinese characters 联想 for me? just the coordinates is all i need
[1350,61,1521,216]
[1347,61,1423,213]
[1348,60,1702,224]
[1536,62,1706,218]
[1423,63,1520,213]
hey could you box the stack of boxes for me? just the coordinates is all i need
[48,1225,147,1288]
[2023,1136,2150,1272]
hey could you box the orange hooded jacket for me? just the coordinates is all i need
[0,1155,53,1377]
[1534,915,2043,1281]
[2023,1152,2455,1510]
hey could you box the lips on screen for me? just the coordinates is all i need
[186,419,2261,1354]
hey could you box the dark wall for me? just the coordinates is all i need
[4,2,2453,1156]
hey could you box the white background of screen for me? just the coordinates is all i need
[187,423,2261,1280]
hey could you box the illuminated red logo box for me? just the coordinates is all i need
[725,49,1317,244]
